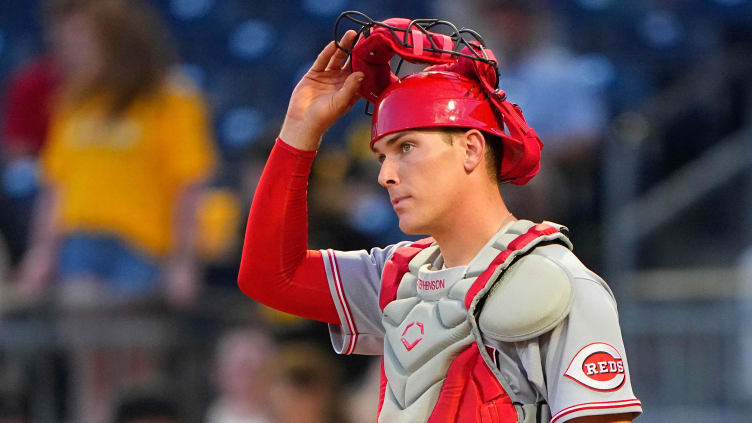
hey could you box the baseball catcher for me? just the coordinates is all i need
[238,12,641,423]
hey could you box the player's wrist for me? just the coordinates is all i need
[278,121,323,152]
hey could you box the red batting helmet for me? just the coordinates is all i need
[336,12,543,185]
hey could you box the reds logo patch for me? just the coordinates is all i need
[564,343,626,392]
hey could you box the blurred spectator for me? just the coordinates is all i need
[482,2,607,151]
[9,0,216,421]
[206,328,274,423]
[437,0,607,227]
[113,388,179,423]
[471,0,609,264]
[16,0,217,307]
[0,56,57,272]
[0,55,58,161]
[0,0,68,269]
[266,342,347,423]
[343,358,380,423]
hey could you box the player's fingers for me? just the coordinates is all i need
[332,71,364,112]
[327,30,357,70]
[326,45,349,71]
[310,41,337,72]
[342,30,364,70]
[341,55,352,71]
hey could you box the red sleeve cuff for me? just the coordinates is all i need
[275,137,318,158]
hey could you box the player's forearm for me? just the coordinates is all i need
[238,137,339,323]
[278,120,323,152]
[240,138,316,280]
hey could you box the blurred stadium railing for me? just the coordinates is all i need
[604,44,752,422]
[0,290,254,422]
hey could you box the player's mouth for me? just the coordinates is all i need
[391,195,410,209]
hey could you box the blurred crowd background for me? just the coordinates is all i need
[0,0,750,422]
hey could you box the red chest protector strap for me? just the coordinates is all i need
[463,223,560,309]
[379,237,435,311]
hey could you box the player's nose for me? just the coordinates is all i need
[378,157,399,187]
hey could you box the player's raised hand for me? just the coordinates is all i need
[279,30,364,151]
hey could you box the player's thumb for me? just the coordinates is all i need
[333,72,364,112]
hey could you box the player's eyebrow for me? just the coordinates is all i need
[372,132,410,154]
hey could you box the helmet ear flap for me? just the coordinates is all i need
[500,136,541,185]
[496,101,543,185]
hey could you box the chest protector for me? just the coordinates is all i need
[377,220,572,422]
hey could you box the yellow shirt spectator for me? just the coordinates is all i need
[41,77,217,257]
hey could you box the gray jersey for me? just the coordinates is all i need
[320,234,642,422]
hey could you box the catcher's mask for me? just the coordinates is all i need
[334,11,543,185]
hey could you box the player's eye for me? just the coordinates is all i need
[400,142,414,153]
[377,154,386,164]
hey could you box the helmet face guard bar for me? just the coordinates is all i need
[334,11,500,105]
[333,11,544,185]
[334,11,498,72]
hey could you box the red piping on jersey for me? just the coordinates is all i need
[550,399,642,423]
[238,138,340,324]
[327,249,358,354]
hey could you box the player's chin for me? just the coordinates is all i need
[397,216,428,236]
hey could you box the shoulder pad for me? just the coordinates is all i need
[478,253,573,342]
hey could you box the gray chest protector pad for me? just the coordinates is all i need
[477,246,575,343]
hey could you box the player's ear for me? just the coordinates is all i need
[462,129,485,174]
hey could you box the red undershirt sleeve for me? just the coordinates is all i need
[238,137,340,324]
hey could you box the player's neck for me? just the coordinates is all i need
[432,191,514,269]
